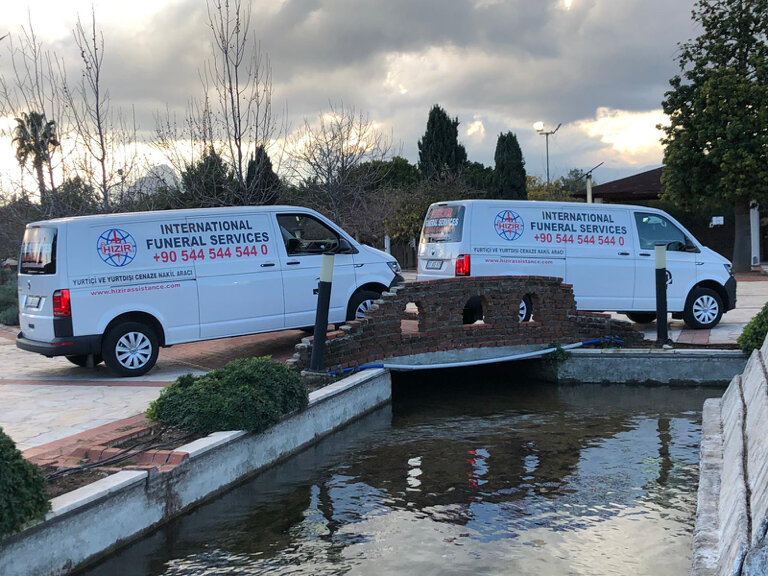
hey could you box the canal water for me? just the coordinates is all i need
[80,372,721,576]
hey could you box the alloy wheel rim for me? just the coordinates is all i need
[693,295,718,325]
[115,331,152,369]
[355,300,373,319]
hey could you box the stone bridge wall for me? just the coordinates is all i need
[693,336,768,575]
[290,276,645,371]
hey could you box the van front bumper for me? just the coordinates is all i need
[16,332,101,357]
[725,275,737,311]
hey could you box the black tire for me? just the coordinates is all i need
[102,322,159,377]
[519,295,532,322]
[683,287,723,329]
[66,354,103,367]
[347,290,381,321]
[625,312,657,324]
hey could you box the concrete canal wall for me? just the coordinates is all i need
[692,338,768,575]
[0,369,391,576]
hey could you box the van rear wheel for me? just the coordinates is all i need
[625,312,657,324]
[66,354,103,367]
[103,322,159,377]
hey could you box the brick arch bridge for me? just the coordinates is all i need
[290,276,646,372]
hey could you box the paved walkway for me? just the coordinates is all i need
[0,326,303,451]
[1,271,766,457]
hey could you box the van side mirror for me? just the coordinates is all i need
[336,237,356,254]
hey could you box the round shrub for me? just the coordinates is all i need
[0,273,19,326]
[0,427,50,537]
[147,357,308,435]
[737,301,768,354]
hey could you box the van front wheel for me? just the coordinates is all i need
[683,288,723,329]
[347,290,381,321]
[103,322,159,377]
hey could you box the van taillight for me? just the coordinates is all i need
[53,289,71,317]
[455,254,471,276]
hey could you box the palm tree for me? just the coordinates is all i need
[12,111,60,205]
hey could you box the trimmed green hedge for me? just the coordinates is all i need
[0,427,50,537]
[147,357,308,435]
[737,302,768,354]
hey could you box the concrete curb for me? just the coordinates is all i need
[0,369,392,576]
[693,338,768,575]
[556,348,747,385]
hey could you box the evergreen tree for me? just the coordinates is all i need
[660,0,768,271]
[492,132,526,199]
[417,105,467,180]
[246,145,281,205]
[179,147,236,207]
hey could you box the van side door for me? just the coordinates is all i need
[563,208,635,311]
[188,213,285,339]
[632,212,698,312]
[276,212,356,327]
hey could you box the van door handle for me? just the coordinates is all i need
[260,262,275,268]
[618,252,630,256]
[639,252,651,257]
[286,261,300,265]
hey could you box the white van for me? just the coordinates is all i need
[417,200,736,329]
[17,206,402,376]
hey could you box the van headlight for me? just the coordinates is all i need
[724,263,733,275]
[387,261,402,274]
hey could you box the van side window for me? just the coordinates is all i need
[277,214,341,255]
[634,212,691,251]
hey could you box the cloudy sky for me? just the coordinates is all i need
[1,0,700,187]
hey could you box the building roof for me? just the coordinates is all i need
[573,166,663,201]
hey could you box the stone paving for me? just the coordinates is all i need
[0,271,766,459]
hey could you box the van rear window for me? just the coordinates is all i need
[421,205,465,243]
[20,226,57,275]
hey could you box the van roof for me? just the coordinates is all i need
[26,205,318,227]
[429,199,666,212]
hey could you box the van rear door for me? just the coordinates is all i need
[17,225,61,343]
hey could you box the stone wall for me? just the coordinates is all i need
[290,276,645,371]
[692,336,768,575]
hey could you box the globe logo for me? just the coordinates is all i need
[97,228,137,267]
[494,210,524,241]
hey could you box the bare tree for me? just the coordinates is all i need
[154,0,284,207]
[287,102,394,228]
[62,9,138,211]
[0,21,71,203]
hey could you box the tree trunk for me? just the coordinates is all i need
[732,197,751,272]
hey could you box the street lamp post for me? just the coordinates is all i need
[533,121,561,186]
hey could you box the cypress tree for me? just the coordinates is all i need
[492,132,527,199]
[417,105,467,180]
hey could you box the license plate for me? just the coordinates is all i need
[426,260,443,270]
[26,296,41,308]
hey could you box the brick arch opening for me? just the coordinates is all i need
[401,300,421,336]
[463,295,488,325]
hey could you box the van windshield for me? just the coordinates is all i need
[421,205,465,243]
[20,226,57,275]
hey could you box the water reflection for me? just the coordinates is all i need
[79,374,720,576]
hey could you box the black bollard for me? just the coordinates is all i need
[655,244,669,347]
[309,253,335,372]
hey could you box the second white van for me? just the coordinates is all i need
[417,200,736,329]
[17,206,403,376]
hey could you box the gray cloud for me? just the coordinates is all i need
[2,0,697,181]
